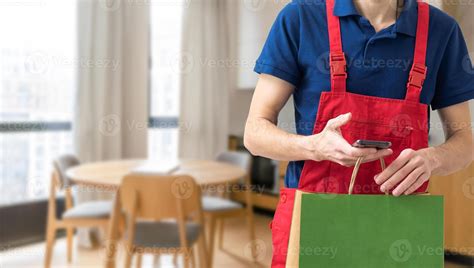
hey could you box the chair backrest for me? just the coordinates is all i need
[120,174,202,221]
[53,154,80,188]
[216,151,252,173]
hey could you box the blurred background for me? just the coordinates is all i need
[0,0,472,267]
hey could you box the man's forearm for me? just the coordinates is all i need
[423,128,473,176]
[244,117,312,161]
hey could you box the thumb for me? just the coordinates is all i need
[326,113,352,130]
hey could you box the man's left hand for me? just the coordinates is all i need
[374,148,436,196]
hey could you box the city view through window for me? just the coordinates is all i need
[0,1,76,205]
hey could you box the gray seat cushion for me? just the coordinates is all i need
[202,196,243,212]
[133,221,201,248]
[62,200,112,219]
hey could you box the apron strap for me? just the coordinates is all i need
[327,0,429,99]
[405,1,430,102]
[326,0,347,93]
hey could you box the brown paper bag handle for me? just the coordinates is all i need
[348,157,387,195]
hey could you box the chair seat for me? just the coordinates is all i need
[62,200,112,219]
[133,221,201,248]
[202,196,243,212]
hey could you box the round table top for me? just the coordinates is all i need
[66,159,247,187]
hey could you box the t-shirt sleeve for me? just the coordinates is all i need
[431,23,474,110]
[254,3,302,86]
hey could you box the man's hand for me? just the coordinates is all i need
[375,102,473,196]
[300,113,393,167]
[374,148,436,196]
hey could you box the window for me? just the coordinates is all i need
[148,1,185,159]
[0,1,76,205]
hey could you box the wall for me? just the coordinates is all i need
[229,0,293,136]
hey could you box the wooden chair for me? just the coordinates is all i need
[44,155,112,268]
[202,151,256,265]
[119,174,208,268]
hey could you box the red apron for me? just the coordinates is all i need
[271,1,430,266]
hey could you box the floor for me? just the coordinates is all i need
[0,214,272,268]
[0,213,470,267]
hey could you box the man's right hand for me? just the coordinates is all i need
[299,113,393,167]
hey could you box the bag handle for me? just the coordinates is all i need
[348,157,387,195]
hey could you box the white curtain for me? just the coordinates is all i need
[178,0,232,159]
[73,0,149,247]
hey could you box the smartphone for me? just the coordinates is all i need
[352,139,392,149]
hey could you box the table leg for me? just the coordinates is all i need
[105,191,122,268]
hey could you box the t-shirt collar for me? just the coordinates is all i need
[333,0,418,37]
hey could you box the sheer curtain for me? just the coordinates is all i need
[178,0,234,159]
[73,0,149,247]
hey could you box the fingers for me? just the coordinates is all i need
[374,148,413,185]
[326,113,352,130]
[375,148,431,195]
[391,167,424,196]
[328,133,393,166]
[330,149,393,167]
[339,142,377,158]
[329,136,376,167]
[379,159,418,193]
[404,173,429,195]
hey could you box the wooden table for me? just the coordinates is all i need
[67,159,247,187]
[66,159,247,268]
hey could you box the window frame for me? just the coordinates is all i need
[0,122,71,133]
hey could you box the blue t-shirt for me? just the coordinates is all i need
[254,0,474,188]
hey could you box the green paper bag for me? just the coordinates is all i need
[286,159,444,268]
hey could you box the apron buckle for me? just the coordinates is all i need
[329,52,347,78]
[407,63,427,89]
